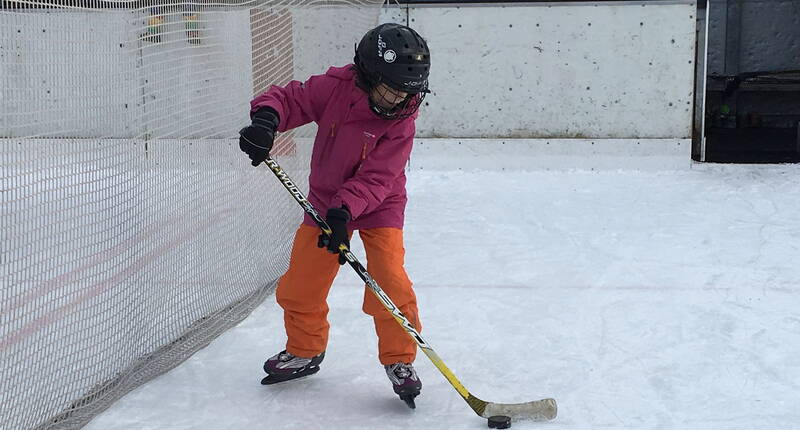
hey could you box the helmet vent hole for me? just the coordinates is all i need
[404,44,409,48]
[408,67,413,71]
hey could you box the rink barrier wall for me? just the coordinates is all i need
[409,138,692,170]
[381,0,698,162]
[0,1,382,428]
[0,7,368,139]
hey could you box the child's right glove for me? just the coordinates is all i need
[318,207,351,265]
[239,107,279,166]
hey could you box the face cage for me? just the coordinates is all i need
[353,63,428,120]
[369,90,427,120]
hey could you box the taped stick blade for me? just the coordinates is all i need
[482,398,557,421]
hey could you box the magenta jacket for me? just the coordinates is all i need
[251,65,417,231]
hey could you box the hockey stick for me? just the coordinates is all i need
[263,157,557,422]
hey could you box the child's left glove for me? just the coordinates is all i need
[239,107,279,166]
[317,207,351,265]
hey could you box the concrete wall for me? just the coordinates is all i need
[382,1,697,139]
[0,5,378,139]
[380,1,698,169]
[1,1,703,168]
[1,11,145,138]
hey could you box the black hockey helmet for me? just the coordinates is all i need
[354,23,430,119]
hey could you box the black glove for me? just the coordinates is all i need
[317,207,351,265]
[239,107,279,166]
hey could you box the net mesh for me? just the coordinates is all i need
[0,1,383,428]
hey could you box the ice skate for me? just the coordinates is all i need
[385,362,421,409]
[261,350,325,385]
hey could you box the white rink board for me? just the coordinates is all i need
[383,1,697,142]
[410,138,692,171]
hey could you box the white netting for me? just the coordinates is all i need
[0,1,383,428]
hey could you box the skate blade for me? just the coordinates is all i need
[260,366,320,385]
[399,391,420,409]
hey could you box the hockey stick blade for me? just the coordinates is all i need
[477,396,557,421]
[420,346,557,421]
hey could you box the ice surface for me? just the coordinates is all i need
[84,165,800,429]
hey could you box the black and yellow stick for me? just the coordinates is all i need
[263,157,557,423]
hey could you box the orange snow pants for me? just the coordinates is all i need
[276,224,421,365]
